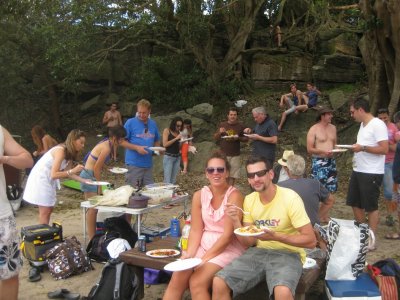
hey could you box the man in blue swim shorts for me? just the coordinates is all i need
[307,107,337,223]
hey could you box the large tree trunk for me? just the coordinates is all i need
[359,0,400,116]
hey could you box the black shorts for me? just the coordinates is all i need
[346,171,383,212]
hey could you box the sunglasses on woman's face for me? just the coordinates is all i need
[246,169,269,179]
[206,167,225,174]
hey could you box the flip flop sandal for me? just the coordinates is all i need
[384,233,400,240]
[28,267,41,282]
[48,289,80,300]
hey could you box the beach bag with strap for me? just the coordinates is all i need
[86,258,139,300]
[372,258,400,298]
[46,236,93,280]
[324,218,370,280]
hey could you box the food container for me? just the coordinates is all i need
[127,193,150,208]
[141,188,174,204]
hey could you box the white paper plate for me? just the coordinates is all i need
[303,257,317,269]
[109,167,128,174]
[331,149,348,153]
[164,258,202,272]
[180,137,193,142]
[336,144,354,149]
[146,249,180,258]
[221,135,238,139]
[85,181,110,186]
[234,226,266,237]
[145,183,179,190]
[148,146,166,151]
[243,133,255,137]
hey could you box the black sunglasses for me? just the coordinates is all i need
[247,169,269,179]
[144,123,148,134]
[206,167,225,174]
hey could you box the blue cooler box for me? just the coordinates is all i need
[325,273,381,300]
[141,226,170,242]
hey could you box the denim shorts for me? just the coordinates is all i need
[79,169,97,193]
[216,247,302,299]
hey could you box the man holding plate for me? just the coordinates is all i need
[121,99,161,187]
[347,98,388,245]
[306,107,337,223]
[214,107,248,185]
[213,156,316,300]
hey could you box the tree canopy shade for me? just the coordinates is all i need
[0,0,399,134]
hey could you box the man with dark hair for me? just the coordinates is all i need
[213,156,316,300]
[244,107,278,165]
[347,98,388,247]
[306,107,337,223]
[214,107,247,185]
[102,102,123,161]
[377,108,399,226]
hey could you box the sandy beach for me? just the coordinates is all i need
[15,166,400,300]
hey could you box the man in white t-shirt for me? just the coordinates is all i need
[347,98,388,247]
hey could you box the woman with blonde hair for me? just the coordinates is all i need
[163,151,245,300]
[24,129,87,224]
[30,125,58,158]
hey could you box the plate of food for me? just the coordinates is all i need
[221,135,238,139]
[164,258,202,272]
[234,225,268,237]
[85,181,111,186]
[303,257,317,269]
[180,137,193,142]
[146,249,180,258]
[109,167,128,174]
[147,146,166,152]
[331,149,348,153]
[335,144,354,149]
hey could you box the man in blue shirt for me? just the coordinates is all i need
[121,99,161,186]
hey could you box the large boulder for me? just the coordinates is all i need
[251,53,313,88]
[186,103,213,121]
[329,90,347,111]
[312,54,363,83]
[80,95,102,111]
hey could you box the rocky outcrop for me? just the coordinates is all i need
[312,54,364,83]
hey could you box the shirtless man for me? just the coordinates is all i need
[278,83,306,131]
[102,102,123,161]
[306,107,337,222]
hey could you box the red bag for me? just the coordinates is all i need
[367,265,398,300]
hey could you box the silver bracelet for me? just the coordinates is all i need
[67,170,71,176]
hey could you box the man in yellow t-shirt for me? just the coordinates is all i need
[213,156,316,300]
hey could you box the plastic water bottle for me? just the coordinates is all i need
[170,217,180,237]
[181,219,191,251]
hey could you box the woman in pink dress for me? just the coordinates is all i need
[163,151,245,300]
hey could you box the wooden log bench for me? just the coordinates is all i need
[119,237,325,300]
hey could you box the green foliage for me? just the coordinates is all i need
[128,55,243,111]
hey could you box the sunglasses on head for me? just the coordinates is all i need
[247,169,269,179]
[206,167,225,174]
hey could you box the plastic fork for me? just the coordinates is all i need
[234,205,250,215]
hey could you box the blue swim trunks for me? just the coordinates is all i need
[311,157,337,192]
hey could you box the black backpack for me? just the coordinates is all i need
[86,258,139,300]
[86,231,121,262]
[373,258,400,295]
[104,217,138,248]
